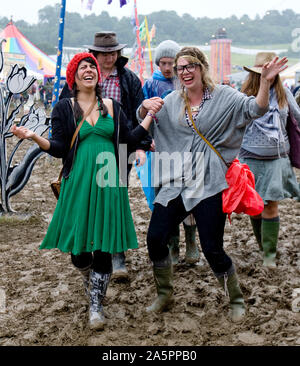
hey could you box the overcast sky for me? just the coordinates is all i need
[1,0,300,24]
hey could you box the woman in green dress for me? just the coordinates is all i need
[11,53,154,330]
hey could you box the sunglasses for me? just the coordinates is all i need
[174,63,200,74]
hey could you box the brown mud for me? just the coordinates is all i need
[0,142,299,346]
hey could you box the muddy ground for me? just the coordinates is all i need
[0,139,300,347]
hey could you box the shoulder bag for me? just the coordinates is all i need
[185,98,264,222]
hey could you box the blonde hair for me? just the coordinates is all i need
[241,72,287,109]
[174,47,215,118]
[174,47,216,93]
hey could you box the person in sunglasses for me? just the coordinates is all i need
[137,46,288,322]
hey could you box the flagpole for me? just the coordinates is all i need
[52,0,66,108]
[134,0,144,85]
[144,16,153,75]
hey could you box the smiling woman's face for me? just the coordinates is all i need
[75,60,98,90]
[176,57,203,91]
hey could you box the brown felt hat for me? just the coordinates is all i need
[243,52,277,74]
[84,31,127,52]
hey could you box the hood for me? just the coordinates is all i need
[152,69,172,82]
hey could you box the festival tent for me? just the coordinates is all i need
[280,62,300,81]
[0,20,66,80]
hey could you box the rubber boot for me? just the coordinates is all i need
[168,235,180,265]
[217,267,245,323]
[261,218,280,268]
[167,225,180,265]
[183,223,200,264]
[250,217,263,252]
[146,255,174,313]
[78,265,91,297]
[89,270,111,330]
[112,252,128,279]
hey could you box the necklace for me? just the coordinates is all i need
[191,105,200,113]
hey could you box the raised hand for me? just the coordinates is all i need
[261,56,288,82]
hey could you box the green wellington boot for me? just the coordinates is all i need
[250,217,263,252]
[261,218,280,268]
[183,223,200,264]
[217,270,245,323]
[146,256,174,313]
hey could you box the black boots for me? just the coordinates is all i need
[146,255,174,313]
[89,270,111,330]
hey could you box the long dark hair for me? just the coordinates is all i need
[71,56,108,121]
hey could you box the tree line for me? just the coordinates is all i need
[0,4,299,57]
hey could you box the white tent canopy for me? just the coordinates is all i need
[280,62,300,80]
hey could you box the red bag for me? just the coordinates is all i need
[185,103,264,223]
[222,159,264,222]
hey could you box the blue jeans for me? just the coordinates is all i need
[147,193,232,274]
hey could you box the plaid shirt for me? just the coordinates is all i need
[100,68,121,103]
[185,87,213,133]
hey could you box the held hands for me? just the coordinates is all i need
[142,97,164,114]
[260,56,288,82]
[11,124,35,140]
[150,139,155,152]
[135,149,146,167]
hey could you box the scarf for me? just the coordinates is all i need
[249,87,285,144]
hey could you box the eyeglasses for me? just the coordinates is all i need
[174,63,200,74]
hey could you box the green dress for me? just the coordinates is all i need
[40,113,138,255]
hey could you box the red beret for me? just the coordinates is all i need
[66,52,101,90]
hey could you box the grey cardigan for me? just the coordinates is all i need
[137,85,269,211]
[241,87,300,158]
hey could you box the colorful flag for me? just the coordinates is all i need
[108,0,128,7]
[139,20,146,42]
[149,24,156,42]
[81,0,95,10]
[86,0,94,10]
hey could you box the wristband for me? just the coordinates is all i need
[146,112,158,122]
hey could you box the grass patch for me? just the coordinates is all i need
[0,213,40,226]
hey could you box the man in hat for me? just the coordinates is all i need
[142,40,200,266]
[60,32,152,279]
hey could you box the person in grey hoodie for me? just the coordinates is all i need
[240,52,300,269]
[137,46,288,322]
[142,40,200,266]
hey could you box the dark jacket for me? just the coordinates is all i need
[59,56,152,151]
[43,98,148,178]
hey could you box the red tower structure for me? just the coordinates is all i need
[210,28,232,84]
